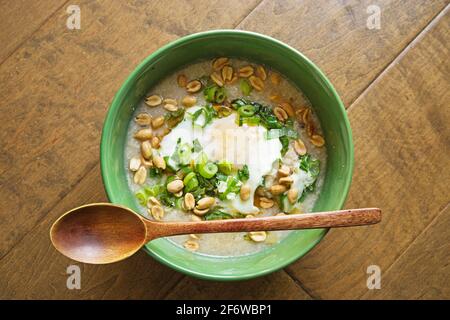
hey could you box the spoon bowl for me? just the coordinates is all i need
[50,203,147,264]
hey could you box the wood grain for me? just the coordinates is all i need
[0,0,448,299]
[285,7,450,299]
[363,205,450,299]
[0,164,183,299]
[238,0,448,106]
[163,0,449,299]
[164,270,312,300]
[148,208,382,240]
[0,0,68,63]
[0,0,260,259]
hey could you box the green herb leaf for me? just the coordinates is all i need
[299,154,320,178]
[237,164,249,182]
[280,136,289,156]
[204,208,234,220]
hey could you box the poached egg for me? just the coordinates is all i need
[159,106,282,214]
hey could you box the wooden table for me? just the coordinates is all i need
[0,0,448,300]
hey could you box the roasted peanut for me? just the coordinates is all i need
[274,106,288,121]
[196,197,215,210]
[182,95,197,107]
[249,231,267,242]
[151,116,165,129]
[221,65,233,82]
[270,72,281,85]
[279,102,295,117]
[151,136,160,149]
[279,176,294,186]
[249,76,264,91]
[140,140,152,160]
[278,165,291,177]
[150,205,164,220]
[259,197,274,209]
[212,57,229,70]
[167,179,184,193]
[270,184,287,195]
[133,166,147,185]
[177,74,188,87]
[153,155,166,170]
[310,134,325,147]
[145,95,162,107]
[238,65,254,78]
[240,184,251,201]
[129,156,141,172]
[210,71,224,87]
[256,65,267,80]
[135,113,152,126]
[193,207,209,216]
[163,103,178,112]
[183,193,195,211]
[184,240,199,251]
[186,80,202,93]
[287,188,299,204]
[294,138,307,155]
[134,128,153,140]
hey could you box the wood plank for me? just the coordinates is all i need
[164,270,312,300]
[163,0,448,299]
[285,8,450,299]
[238,0,448,106]
[0,164,184,299]
[363,205,450,299]
[1,0,448,299]
[0,0,67,63]
[0,0,260,259]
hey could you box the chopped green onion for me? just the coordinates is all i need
[238,105,256,117]
[215,88,226,103]
[198,161,218,179]
[218,161,233,175]
[183,172,196,185]
[185,176,199,192]
[240,79,252,96]
[204,85,227,103]
[241,116,260,126]
[231,98,249,109]
[183,171,199,192]
[135,191,147,206]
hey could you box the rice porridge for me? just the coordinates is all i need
[124,58,327,256]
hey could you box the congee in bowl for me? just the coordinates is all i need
[125,57,327,256]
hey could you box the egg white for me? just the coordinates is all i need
[159,107,282,214]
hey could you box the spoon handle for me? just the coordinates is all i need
[147,208,381,240]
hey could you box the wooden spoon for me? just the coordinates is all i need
[50,203,381,264]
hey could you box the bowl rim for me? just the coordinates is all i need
[100,29,354,281]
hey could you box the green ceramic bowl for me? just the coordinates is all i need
[101,30,353,281]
